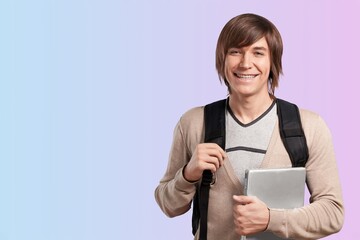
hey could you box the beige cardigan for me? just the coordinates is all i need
[155,105,344,240]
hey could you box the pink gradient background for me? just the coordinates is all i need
[0,0,358,239]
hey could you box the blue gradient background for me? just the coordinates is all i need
[0,0,358,239]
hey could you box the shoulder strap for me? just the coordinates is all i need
[276,98,309,167]
[192,99,227,239]
[203,99,227,149]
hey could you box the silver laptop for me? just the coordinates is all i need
[242,167,306,240]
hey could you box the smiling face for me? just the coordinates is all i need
[216,14,283,96]
[224,37,271,98]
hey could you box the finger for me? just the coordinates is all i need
[203,143,227,158]
[233,203,246,216]
[196,144,226,169]
[233,195,256,205]
[210,156,221,169]
[204,162,217,173]
[200,156,220,170]
[204,149,224,167]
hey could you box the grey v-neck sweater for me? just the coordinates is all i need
[226,101,277,184]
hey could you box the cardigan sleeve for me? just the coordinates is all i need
[154,107,205,217]
[267,112,344,239]
[154,119,196,217]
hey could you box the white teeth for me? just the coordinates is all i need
[235,73,257,79]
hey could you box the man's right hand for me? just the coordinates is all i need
[183,143,226,182]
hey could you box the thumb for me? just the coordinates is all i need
[233,195,256,205]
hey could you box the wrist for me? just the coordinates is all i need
[183,164,200,183]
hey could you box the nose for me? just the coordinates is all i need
[239,53,252,69]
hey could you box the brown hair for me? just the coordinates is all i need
[215,13,283,95]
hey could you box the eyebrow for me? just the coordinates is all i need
[252,46,268,51]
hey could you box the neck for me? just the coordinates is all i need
[228,93,274,124]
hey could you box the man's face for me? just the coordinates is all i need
[224,37,271,98]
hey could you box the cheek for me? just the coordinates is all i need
[224,60,232,78]
[224,57,238,72]
[265,58,271,72]
[259,60,271,74]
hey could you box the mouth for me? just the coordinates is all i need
[234,73,259,79]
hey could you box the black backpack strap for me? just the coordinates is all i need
[276,98,309,167]
[192,99,226,240]
[203,99,227,149]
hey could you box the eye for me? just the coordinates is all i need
[228,48,241,56]
[254,51,264,56]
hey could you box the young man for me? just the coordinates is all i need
[155,13,344,239]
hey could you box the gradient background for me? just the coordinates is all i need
[0,0,358,239]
